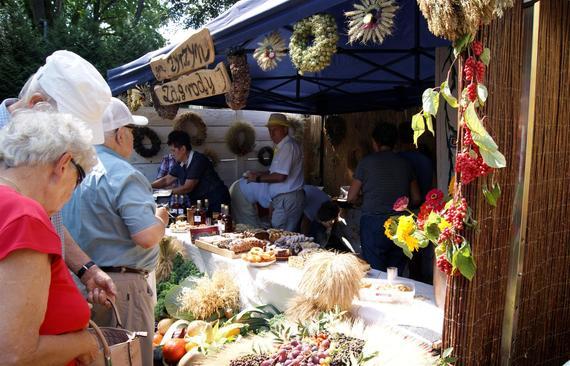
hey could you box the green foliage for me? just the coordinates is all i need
[168,0,239,29]
[0,0,168,100]
[464,102,506,168]
[437,347,458,366]
[451,242,476,280]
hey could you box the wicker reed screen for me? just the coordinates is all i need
[442,3,524,365]
[511,1,570,364]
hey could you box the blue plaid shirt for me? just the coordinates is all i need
[0,98,66,253]
[156,154,179,187]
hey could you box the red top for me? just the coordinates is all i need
[0,186,90,366]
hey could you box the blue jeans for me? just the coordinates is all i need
[360,214,408,274]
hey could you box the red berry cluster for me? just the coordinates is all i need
[463,127,474,147]
[456,149,492,185]
[463,41,486,103]
[444,198,468,231]
[472,40,483,56]
[438,227,453,243]
[436,255,453,275]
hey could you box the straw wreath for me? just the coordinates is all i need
[225,121,256,156]
[173,111,208,146]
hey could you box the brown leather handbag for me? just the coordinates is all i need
[88,301,147,366]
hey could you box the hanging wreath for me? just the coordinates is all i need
[287,116,305,143]
[345,0,399,45]
[150,85,179,120]
[253,31,287,71]
[289,14,339,75]
[257,146,274,166]
[324,115,347,147]
[225,49,251,110]
[133,126,162,158]
[173,111,208,146]
[225,121,256,156]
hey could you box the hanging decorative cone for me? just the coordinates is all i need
[173,111,208,146]
[225,51,251,110]
[150,85,179,120]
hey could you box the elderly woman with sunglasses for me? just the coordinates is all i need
[0,110,100,366]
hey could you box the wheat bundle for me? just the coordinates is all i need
[179,270,240,320]
[286,252,364,321]
[156,236,185,282]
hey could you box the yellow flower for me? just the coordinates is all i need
[438,219,451,231]
[396,215,419,252]
[384,218,395,238]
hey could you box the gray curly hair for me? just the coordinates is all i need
[0,110,97,172]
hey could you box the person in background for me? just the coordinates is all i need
[347,122,421,274]
[0,111,100,365]
[229,178,271,228]
[300,185,333,235]
[307,201,341,248]
[62,98,169,366]
[246,113,304,231]
[0,50,116,306]
[152,130,230,214]
[155,153,179,189]
[398,121,436,284]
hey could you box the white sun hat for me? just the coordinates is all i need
[102,97,148,132]
[35,50,112,144]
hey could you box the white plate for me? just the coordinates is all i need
[153,189,172,198]
[244,259,276,267]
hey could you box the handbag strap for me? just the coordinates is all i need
[106,299,124,329]
[89,319,113,366]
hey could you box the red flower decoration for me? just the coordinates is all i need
[426,189,444,203]
[393,196,409,212]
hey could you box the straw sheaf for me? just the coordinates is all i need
[156,236,185,282]
[417,0,512,41]
[173,111,208,146]
[286,252,364,320]
[179,270,240,320]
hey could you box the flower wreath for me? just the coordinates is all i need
[257,146,274,166]
[225,50,251,110]
[345,0,399,45]
[253,31,287,71]
[289,14,339,75]
[173,112,208,146]
[133,126,162,158]
[225,121,256,156]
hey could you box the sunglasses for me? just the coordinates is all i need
[70,158,86,187]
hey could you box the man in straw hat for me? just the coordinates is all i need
[0,50,117,306]
[62,98,169,365]
[246,113,305,231]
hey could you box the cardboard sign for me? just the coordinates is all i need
[189,225,220,242]
[150,28,215,81]
[153,62,231,105]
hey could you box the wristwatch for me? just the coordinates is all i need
[77,260,96,279]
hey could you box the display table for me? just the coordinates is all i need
[166,230,443,345]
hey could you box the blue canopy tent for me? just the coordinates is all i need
[107,0,450,114]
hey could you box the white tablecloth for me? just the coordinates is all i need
[167,230,443,343]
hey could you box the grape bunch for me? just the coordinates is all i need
[260,337,332,366]
[471,40,483,56]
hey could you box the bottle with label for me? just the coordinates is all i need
[178,194,185,216]
[204,199,211,225]
[199,200,208,225]
[168,195,177,224]
[194,200,203,225]
[187,201,195,226]
[222,204,234,233]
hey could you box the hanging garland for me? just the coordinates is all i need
[257,146,274,166]
[150,85,179,120]
[225,121,256,156]
[345,0,399,45]
[324,115,347,147]
[253,31,287,71]
[289,14,339,75]
[173,112,208,146]
[225,49,251,110]
[133,126,162,158]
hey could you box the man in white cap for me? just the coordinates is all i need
[0,50,117,306]
[246,113,305,231]
[62,98,169,366]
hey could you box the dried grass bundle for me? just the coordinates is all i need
[156,236,185,282]
[417,0,512,41]
[179,270,240,320]
[286,252,364,321]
